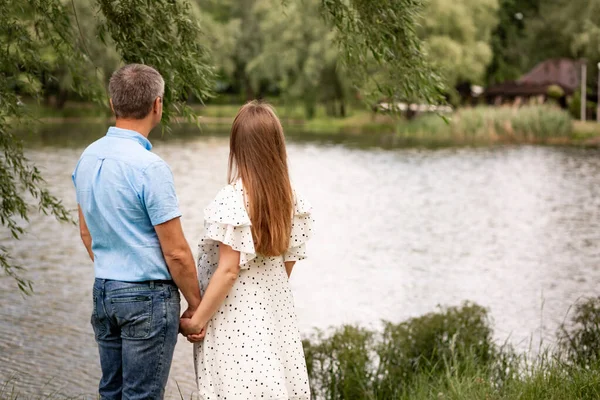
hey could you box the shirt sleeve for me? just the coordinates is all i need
[141,161,182,226]
[72,159,81,204]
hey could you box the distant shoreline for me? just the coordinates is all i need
[23,103,600,148]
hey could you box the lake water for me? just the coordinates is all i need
[1,124,600,398]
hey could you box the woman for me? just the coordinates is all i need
[180,101,313,399]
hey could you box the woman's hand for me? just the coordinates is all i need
[186,329,207,343]
[181,243,241,343]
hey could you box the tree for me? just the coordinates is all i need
[242,0,346,118]
[41,1,120,108]
[523,0,600,77]
[1,0,214,293]
[193,0,268,100]
[1,0,444,292]
[194,0,446,109]
[487,0,600,87]
[486,0,541,85]
[418,0,499,91]
[322,0,446,106]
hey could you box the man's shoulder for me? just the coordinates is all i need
[79,136,167,169]
[137,151,169,172]
[79,136,106,156]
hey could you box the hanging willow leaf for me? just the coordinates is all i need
[321,0,446,106]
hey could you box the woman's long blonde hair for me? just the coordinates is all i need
[228,101,294,257]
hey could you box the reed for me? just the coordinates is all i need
[394,105,573,146]
[303,297,600,400]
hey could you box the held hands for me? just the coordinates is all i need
[179,311,207,343]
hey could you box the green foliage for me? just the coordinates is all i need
[304,299,600,400]
[558,296,600,367]
[303,303,495,399]
[96,0,215,124]
[569,90,597,120]
[1,0,216,292]
[523,0,600,65]
[486,0,600,89]
[376,303,494,394]
[0,0,100,293]
[196,0,345,118]
[321,0,446,105]
[303,326,375,399]
[546,84,565,100]
[419,0,499,88]
[486,0,541,85]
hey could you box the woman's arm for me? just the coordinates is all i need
[180,243,241,336]
[284,261,296,278]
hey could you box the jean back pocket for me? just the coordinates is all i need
[110,295,153,339]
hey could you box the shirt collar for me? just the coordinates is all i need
[106,127,152,150]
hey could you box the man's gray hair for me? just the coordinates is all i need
[108,64,165,120]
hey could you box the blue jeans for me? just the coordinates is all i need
[91,279,181,400]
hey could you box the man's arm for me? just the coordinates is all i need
[154,217,201,312]
[78,205,94,262]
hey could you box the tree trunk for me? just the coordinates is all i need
[243,75,254,101]
[56,89,68,109]
[339,101,346,118]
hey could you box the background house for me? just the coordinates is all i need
[484,58,586,108]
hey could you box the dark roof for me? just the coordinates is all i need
[485,58,585,96]
[485,81,551,96]
[518,58,584,92]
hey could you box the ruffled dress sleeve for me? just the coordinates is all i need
[197,184,256,289]
[284,191,314,262]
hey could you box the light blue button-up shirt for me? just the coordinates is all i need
[72,127,181,282]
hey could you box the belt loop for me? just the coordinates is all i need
[149,281,155,289]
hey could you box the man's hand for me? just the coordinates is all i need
[181,306,197,320]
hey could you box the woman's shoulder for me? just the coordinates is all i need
[204,181,250,226]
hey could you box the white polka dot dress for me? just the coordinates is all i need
[194,180,313,400]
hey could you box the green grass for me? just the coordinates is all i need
[304,298,600,400]
[571,120,600,143]
[399,357,600,400]
[0,376,81,400]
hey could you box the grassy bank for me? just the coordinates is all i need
[26,101,600,147]
[572,120,600,144]
[200,104,600,148]
[303,297,600,399]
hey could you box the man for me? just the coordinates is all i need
[72,64,201,399]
